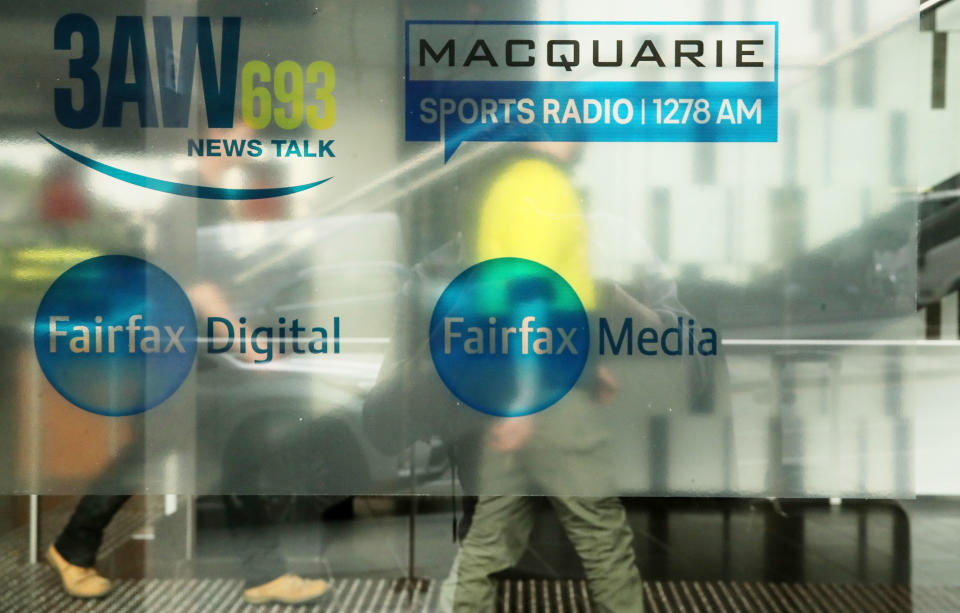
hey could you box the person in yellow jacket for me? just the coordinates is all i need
[475,150,597,311]
[442,141,645,613]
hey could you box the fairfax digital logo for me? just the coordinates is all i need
[43,14,337,199]
[34,255,342,416]
[429,257,717,417]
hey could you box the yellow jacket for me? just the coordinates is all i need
[475,157,596,310]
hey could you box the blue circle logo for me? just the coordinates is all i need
[429,257,590,417]
[34,255,197,416]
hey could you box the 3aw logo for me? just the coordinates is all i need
[34,255,197,416]
[429,258,589,417]
[45,14,336,199]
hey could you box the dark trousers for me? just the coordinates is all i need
[54,494,287,586]
[54,494,131,568]
[222,495,288,587]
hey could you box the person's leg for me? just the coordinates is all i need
[47,494,131,598]
[457,496,478,542]
[223,495,288,588]
[54,495,132,567]
[441,495,536,613]
[52,428,150,568]
[550,497,644,613]
[222,496,330,605]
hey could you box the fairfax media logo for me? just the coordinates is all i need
[429,257,718,418]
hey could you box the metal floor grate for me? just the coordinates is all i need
[0,498,162,577]
[2,572,960,612]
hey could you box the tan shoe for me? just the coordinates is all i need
[45,544,112,598]
[243,574,329,605]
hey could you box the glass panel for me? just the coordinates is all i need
[0,0,931,502]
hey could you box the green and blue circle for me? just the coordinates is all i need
[429,257,589,417]
[34,255,197,416]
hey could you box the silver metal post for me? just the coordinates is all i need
[28,495,39,564]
